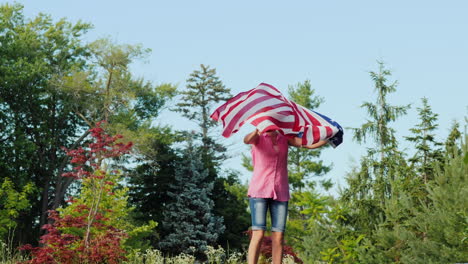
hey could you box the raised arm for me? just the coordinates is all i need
[288,136,328,149]
[244,129,260,144]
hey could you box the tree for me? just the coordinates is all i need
[0,3,93,242]
[174,64,231,159]
[283,80,333,252]
[21,123,153,264]
[56,38,177,226]
[126,126,181,247]
[0,4,175,244]
[329,62,412,261]
[287,80,331,191]
[349,61,410,203]
[159,139,225,256]
[212,170,250,250]
[405,97,443,183]
[445,121,462,159]
[401,134,468,263]
[173,65,251,251]
[0,178,34,240]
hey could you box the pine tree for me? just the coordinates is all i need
[405,97,443,183]
[283,80,333,252]
[127,126,180,247]
[402,136,468,262]
[350,61,410,203]
[174,64,231,158]
[339,62,411,247]
[173,65,249,251]
[159,139,225,256]
[287,80,331,191]
[445,121,462,158]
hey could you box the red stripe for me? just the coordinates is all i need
[219,89,284,122]
[212,83,339,143]
[325,126,332,137]
[301,126,309,145]
[249,116,295,129]
[289,101,308,131]
[312,126,320,143]
[302,109,322,126]
[222,97,289,136]
[226,106,294,136]
[211,88,255,120]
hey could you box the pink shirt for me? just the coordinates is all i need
[247,133,290,201]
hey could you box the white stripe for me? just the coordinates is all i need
[220,92,267,124]
[228,105,292,135]
[224,97,285,132]
[290,101,307,128]
[218,85,284,119]
[303,107,330,126]
[318,126,328,140]
[244,106,294,125]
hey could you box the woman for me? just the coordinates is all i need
[244,128,328,264]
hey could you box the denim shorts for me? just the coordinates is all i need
[249,198,288,232]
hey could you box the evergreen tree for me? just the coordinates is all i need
[401,134,467,263]
[174,64,231,159]
[127,126,181,247]
[174,65,249,251]
[284,80,333,252]
[355,134,468,263]
[405,97,443,183]
[445,121,462,158]
[287,80,331,191]
[212,170,250,250]
[349,61,410,203]
[337,62,412,259]
[159,139,225,256]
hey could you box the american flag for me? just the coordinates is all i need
[210,83,343,147]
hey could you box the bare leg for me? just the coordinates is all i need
[271,231,284,264]
[248,230,265,264]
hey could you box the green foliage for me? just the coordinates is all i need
[60,37,177,151]
[0,179,34,239]
[352,61,410,150]
[124,246,246,264]
[0,3,176,246]
[127,126,180,248]
[0,2,93,242]
[284,80,332,254]
[159,140,225,256]
[214,171,250,250]
[174,64,231,162]
[400,138,468,263]
[299,62,467,263]
[405,97,443,183]
[175,64,231,140]
[445,121,462,158]
[348,62,410,205]
[59,169,157,252]
[1,240,28,264]
[287,80,330,190]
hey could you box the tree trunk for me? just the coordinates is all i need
[52,130,90,211]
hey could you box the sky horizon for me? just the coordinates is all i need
[14,0,468,196]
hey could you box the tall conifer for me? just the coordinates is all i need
[159,139,225,256]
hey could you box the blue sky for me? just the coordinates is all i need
[15,0,468,195]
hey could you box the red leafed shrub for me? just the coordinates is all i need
[245,230,304,263]
[61,122,133,179]
[21,210,127,264]
[20,122,132,264]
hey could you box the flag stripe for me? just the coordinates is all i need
[211,83,342,146]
